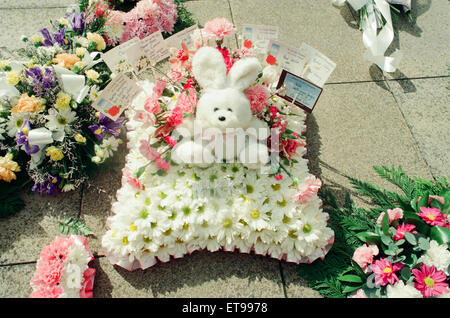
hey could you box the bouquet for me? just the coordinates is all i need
[101,18,334,270]
[300,166,450,298]
[0,5,124,199]
[82,0,195,46]
[30,235,96,298]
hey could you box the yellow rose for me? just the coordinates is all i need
[58,18,68,26]
[30,35,44,44]
[75,47,87,58]
[86,32,106,51]
[11,93,44,114]
[54,92,71,110]
[85,69,100,82]
[45,146,64,161]
[6,71,20,86]
[74,133,86,143]
[0,60,10,70]
[0,153,21,182]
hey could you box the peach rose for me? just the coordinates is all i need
[352,244,379,272]
[0,153,21,182]
[53,53,80,70]
[11,93,44,114]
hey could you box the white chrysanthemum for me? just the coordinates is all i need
[101,136,120,158]
[45,107,77,132]
[386,281,422,298]
[418,240,450,275]
[6,113,29,137]
[62,263,83,291]
[66,242,91,270]
[240,200,272,232]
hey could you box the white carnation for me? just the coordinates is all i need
[386,281,422,298]
[418,240,450,275]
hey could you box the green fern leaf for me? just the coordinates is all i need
[59,217,94,236]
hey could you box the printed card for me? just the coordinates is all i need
[165,24,199,50]
[242,24,278,50]
[92,73,142,120]
[102,37,140,73]
[298,43,336,87]
[127,31,170,74]
[276,69,323,113]
[267,40,308,76]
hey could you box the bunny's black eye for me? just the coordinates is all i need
[213,107,219,112]
[227,108,232,112]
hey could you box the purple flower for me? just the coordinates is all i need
[32,175,60,195]
[15,121,40,155]
[40,28,54,47]
[26,67,56,96]
[70,11,85,35]
[89,114,125,140]
[53,27,68,47]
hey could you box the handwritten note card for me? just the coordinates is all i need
[92,73,142,120]
[242,24,278,50]
[126,31,170,74]
[165,24,198,50]
[298,43,336,87]
[267,40,307,76]
[102,37,140,73]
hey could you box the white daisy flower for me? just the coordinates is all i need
[45,107,77,132]
[101,136,120,158]
[6,113,28,137]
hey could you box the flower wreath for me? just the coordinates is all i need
[101,18,334,270]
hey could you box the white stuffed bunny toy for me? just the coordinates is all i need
[172,46,270,169]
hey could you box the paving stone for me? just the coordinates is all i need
[386,77,450,179]
[0,263,35,298]
[0,0,73,9]
[281,262,322,298]
[0,190,81,264]
[93,251,285,298]
[0,7,69,51]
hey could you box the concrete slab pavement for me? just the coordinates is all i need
[0,0,448,298]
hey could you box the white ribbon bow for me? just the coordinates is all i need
[27,127,63,169]
[333,0,403,72]
[53,52,103,103]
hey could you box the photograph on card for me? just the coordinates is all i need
[276,69,322,113]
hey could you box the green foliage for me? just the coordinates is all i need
[79,0,89,12]
[0,182,25,218]
[300,166,449,298]
[59,217,94,236]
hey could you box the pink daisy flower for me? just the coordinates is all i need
[393,223,417,241]
[412,264,449,297]
[370,258,403,286]
[418,207,447,227]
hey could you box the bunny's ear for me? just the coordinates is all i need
[192,46,227,89]
[227,57,261,91]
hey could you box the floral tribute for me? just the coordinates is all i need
[299,166,450,298]
[0,0,194,203]
[29,235,96,298]
[101,18,334,270]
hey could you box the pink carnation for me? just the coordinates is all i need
[204,18,235,40]
[163,135,177,147]
[155,157,170,171]
[349,289,368,298]
[144,95,161,114]
[153,80,167,97]
[167,106,183,126]
[376,208,404,227]
[244,85,269,113]
[292,176,322,204]
[29,286,63,298]
[139,140,161,161]
[123,169,142,190]
[352,244,379,272]
[134,0,157,19]
[177,88,198,112]
[370,258,403,287]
